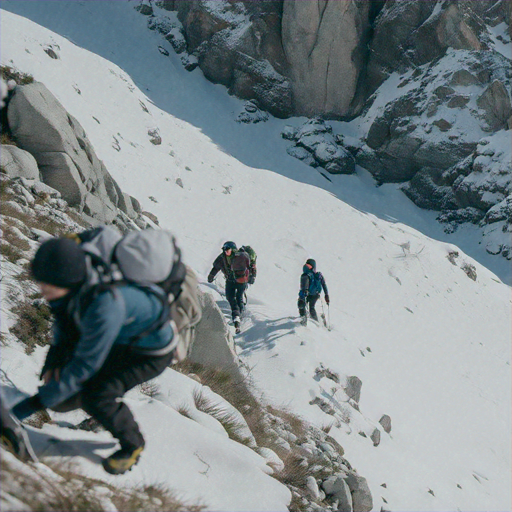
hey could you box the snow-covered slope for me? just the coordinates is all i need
[2,0,510,285]
[1,4,511,512]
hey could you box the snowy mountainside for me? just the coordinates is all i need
[1,6,511,512]
[2,0,511,285]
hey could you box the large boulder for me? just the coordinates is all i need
[7,82,120,222]
[283,118,356,175]
[189,291,242,378]
[0,145,40,180]
[175,0,292,118]
[476,80,512,131]
[344,473,373,512]
[281,0,370,118]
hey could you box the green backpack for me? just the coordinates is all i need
[241,245,257,265]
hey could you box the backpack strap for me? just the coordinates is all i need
[126,284,171,344]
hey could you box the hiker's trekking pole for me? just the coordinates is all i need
[320,298,328,329]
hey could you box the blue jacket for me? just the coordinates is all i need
[299,265,328,299]
[38,284,174,409]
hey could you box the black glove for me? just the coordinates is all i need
[207,274,214,283]
[325,294,330,305]
[248,275,255,285]
[12,395,44,421]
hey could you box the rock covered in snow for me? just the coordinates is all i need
[283,119,355,175]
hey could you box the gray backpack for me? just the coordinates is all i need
[75,226,202,361]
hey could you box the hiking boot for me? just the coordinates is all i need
[102,444,144,475]
[76,417,102,432]
[300,315,307,326]
[310,311,318,322]
[233,316,241,333]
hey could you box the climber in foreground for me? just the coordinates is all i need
[8,235,178,475]
[207,241,257,332]
[298,258,329,326]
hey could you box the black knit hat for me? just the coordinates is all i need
[31,238,87,288]
[306,258,316,270]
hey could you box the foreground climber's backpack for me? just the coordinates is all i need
[70,226,202,361]
[231,249,251,284]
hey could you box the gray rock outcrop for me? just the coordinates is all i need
[189,291,242,378]
[172,0,293,118]
[281,0,370,118]
[379,414,392,433]
[344,376,362,404]
[6,82,142,226]
[283,119,356,175]
[322,471,373,512]
[0,145,40,180]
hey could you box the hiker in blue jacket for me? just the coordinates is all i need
[298,258,329,324]
[10,238,175,475]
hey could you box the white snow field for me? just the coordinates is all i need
[1,3,511,512]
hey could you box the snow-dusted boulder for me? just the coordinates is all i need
[322,474,353,511]
[345,473,373,512]
[0,145,40,180]
[366,1,499,94]
[284,119,356,175]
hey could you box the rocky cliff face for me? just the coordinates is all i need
[281,0,370,118]
[141,0,511,263]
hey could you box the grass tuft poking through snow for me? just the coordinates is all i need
[0,64,34,85]
[10,296,52,354]
[1,454,204,512]
[193,388,253,446]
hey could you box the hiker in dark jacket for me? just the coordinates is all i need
[298,258,329,323]
[207,241,253,330]
[11,238,175,475]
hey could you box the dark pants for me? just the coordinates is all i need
[298,294,320,321]
[52,346,173,450]
[226,280,247,320]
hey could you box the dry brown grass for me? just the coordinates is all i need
[10,297,52,354]
[2,222,31,250]
[267,404,308,440]
[139,380,160,397]
[1,132,17,145]
[1,458,104,512]
[0,241,25,263]
[24,410,53,429]
[2,456,204,512]
[1,65,34,84]
[112,483,204,512]
[173,361,276,448]
[193,389,253,446]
